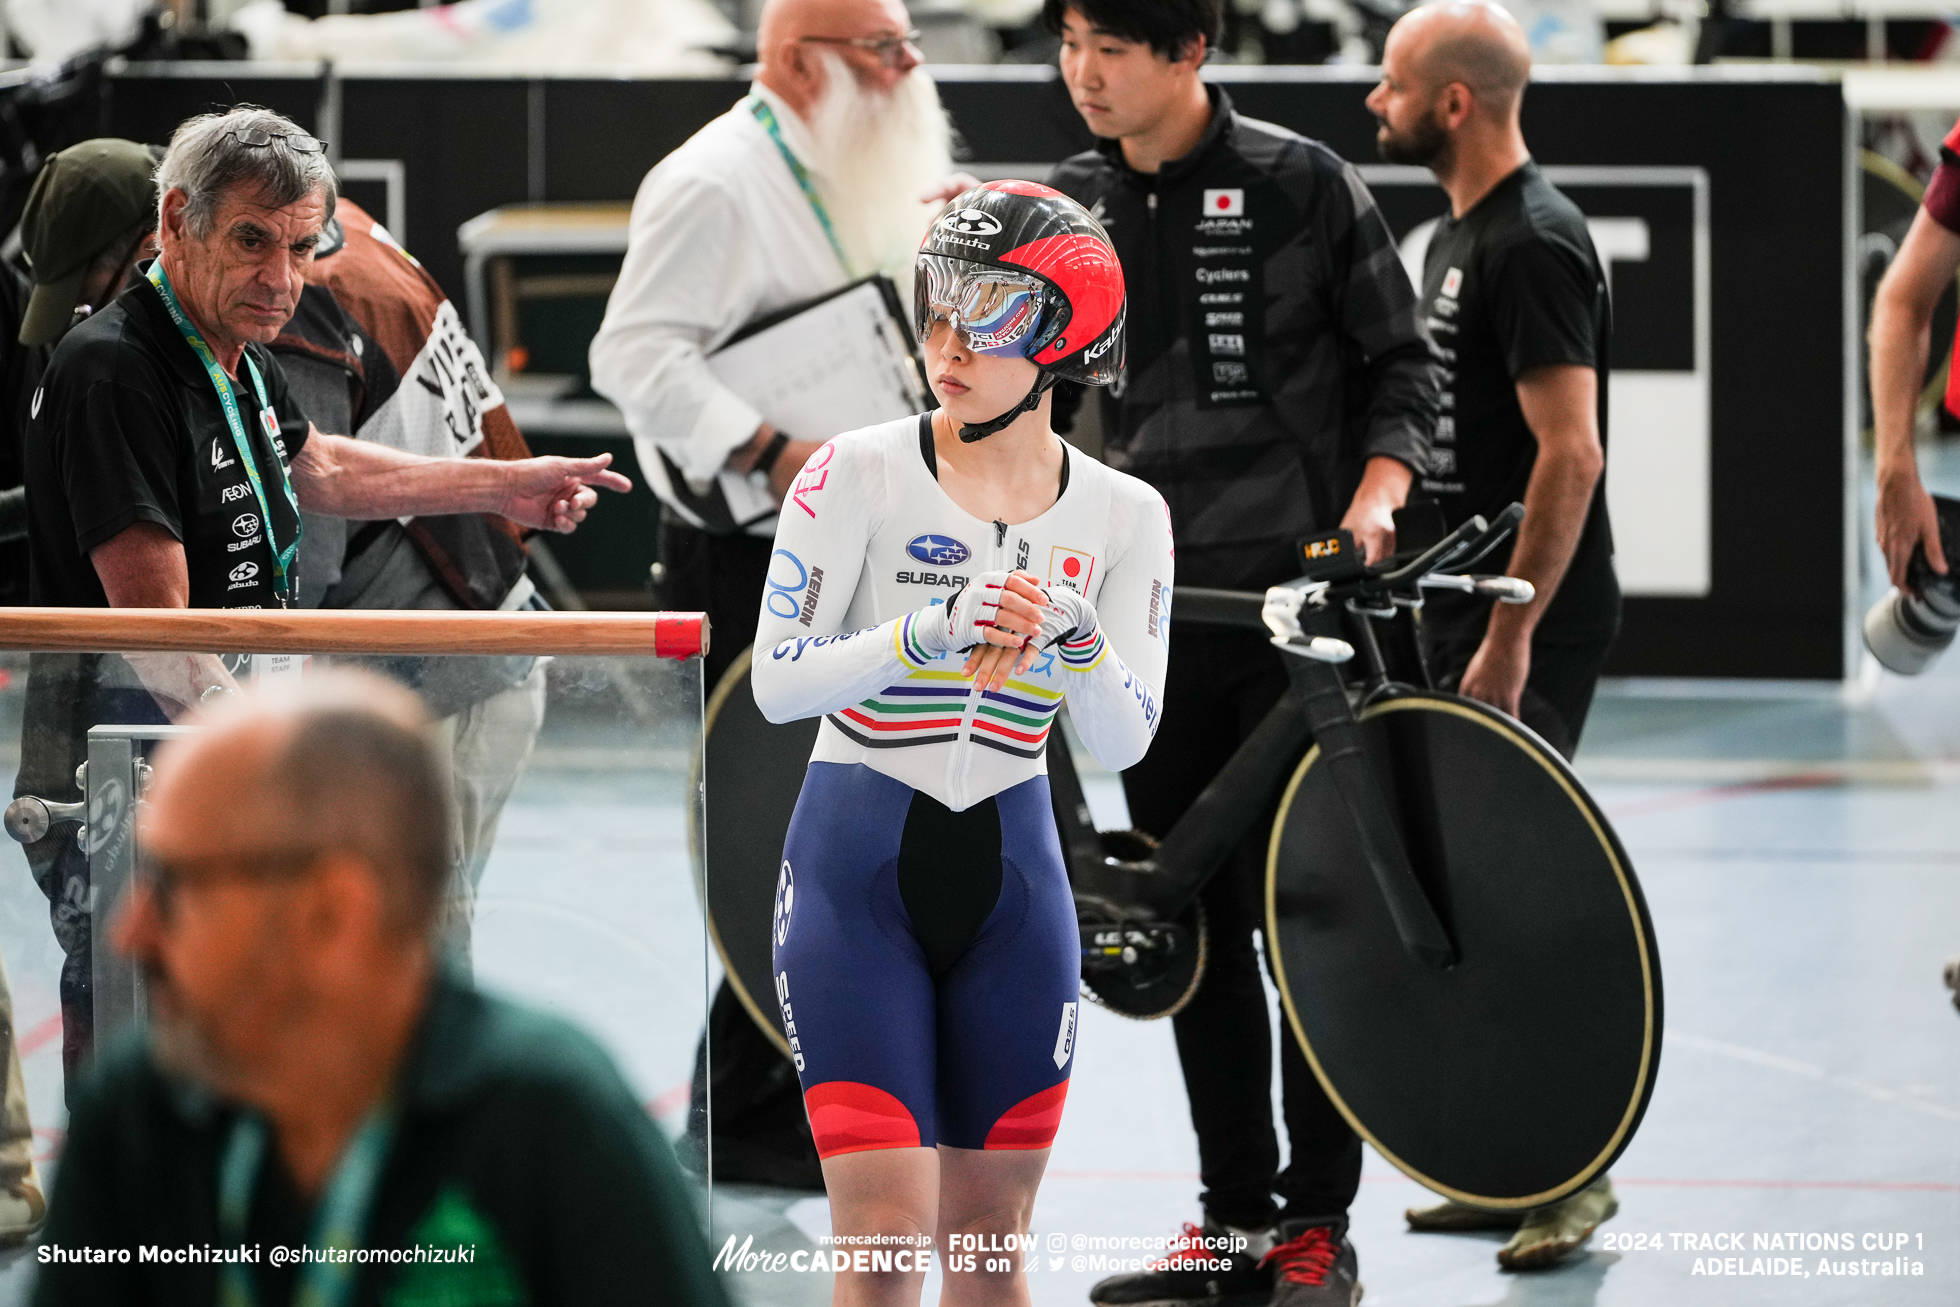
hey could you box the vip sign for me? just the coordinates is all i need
[1361,166,1711,599]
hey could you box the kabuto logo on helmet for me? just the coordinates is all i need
[939,207,1003,237]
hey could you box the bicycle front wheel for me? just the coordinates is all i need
[1264,692,1661,1209]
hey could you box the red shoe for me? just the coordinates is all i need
[1258,1221,1361,1306]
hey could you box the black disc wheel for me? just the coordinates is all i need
[692,645,821,1057]
[1265,692,1661,1208]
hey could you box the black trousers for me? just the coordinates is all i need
[656,519,775,695]
[1422,604,1620,760]
[1119,626,1362,1229]
[661,519,825,1186]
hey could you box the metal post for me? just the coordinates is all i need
[86,731,141,1042]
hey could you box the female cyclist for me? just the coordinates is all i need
[751,180,1173,1307]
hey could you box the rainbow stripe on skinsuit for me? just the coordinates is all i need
[830,669,972,749]
[1057,627,1107,674]
[827,670,1064,759]
[893,612,935,670]
[971,677,1063,759]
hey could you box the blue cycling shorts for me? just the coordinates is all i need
[771,762,1081,1158]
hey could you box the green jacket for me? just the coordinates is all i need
[35,972,728,1307]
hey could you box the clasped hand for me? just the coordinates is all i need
[963,571,1081,692]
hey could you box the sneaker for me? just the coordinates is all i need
[1497,1176,1618,1270]
[0,1174,44,1247]
[1089,1221,1276,1307]
[1260,1219,1361,1306]
[1404,1198,1521,1233]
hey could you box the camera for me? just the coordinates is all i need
[1865,493,1960,675]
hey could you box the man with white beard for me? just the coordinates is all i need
[588,0,966,1187]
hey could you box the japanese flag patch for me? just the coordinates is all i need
[1049,547,1096,594]
[1202,188,1244,217]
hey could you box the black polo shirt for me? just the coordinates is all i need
[1416,162,1619,643]
[35,972,728,1307]
[25,269,311,609]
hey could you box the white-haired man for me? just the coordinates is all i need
[20,105,631,1089]
[591,0,962,694]
[588,0,965,1187]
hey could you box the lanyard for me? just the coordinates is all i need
[144,262,304,607]
[746,95,853,277]
[218,1103,397,1307]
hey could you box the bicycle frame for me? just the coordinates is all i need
[1056,506,1530,970]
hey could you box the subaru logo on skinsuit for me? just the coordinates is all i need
[939,208,1001,237]
[231,513,260,538]
[907,534,971,567]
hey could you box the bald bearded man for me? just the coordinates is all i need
[36,674,725,1306]
[1367,1,1621,1269]
[1367,1,1619,758]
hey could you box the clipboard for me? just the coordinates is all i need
[663,274,933,534]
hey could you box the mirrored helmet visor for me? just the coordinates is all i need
[916,255,1044,358]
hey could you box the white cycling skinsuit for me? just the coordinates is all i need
[750,413,1175,811]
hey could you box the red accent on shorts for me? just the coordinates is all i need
[804,1081,922,1158]
[983,1080,1070,1150]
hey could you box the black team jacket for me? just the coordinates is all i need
[1050,87,1442,591]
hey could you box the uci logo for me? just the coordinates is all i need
[906,534,970,567]
[773,861,795,947]
[231,513,261,538]
[939,208,1001,237]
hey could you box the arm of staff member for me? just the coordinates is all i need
[1340,457,1416,563]
[1457,364,1603,717]
[89,446,629,609]
[89,178,630,611]
[1870,206,1960,588]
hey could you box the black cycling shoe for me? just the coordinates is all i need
[1088,1220,1276,1307]
[1260,1219,1361,1307]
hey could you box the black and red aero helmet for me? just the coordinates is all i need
[915,180,1126,387]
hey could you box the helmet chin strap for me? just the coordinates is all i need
[958,372,1057,444]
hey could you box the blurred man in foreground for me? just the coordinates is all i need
[35,673,727,1306]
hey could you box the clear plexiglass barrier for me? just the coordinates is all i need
[0,608,710,1261]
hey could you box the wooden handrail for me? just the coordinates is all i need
[0,608,709,658]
